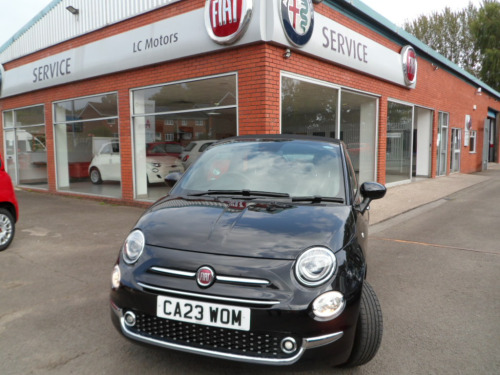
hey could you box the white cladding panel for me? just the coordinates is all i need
[0,0,181,64]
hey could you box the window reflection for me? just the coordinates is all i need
[340,91,377,184]
[282,77,338,138]
[2,105,47,187]
[54,93,118,123]
[54,93,121,198]
[281,75,378,183]
[386,102,413,183]
[132,75,237,201]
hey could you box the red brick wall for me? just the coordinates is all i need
[1,1,499,204]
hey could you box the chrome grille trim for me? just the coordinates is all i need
[150,267,196,278]
[216,275,270,286]
[137,282,280,306]
[148,266,271,286]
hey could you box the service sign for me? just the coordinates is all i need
[279,0,315,47]
[205,0,253,45]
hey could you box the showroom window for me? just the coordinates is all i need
[282,75,338,138]
[132,74,238,200]
[386,102,413,184]
[2,105,47,188]
[281,73,378,183]
[53,93,120,198]
[340,91,377,184]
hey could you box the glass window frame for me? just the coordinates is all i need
[52,92,120,197]
[280,72,379,183]
[469,130,477,153]
[2,104,47,187]
[53,91,119,126]
[130,73,239,201]
[437,111,450,176]
[386,99,414,185]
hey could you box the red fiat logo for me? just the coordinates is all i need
[406,49,417,82]
[401,45,417,86]
[205,0,253,45]
[197,266,215,287]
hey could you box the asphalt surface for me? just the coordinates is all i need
[1,167,499,374]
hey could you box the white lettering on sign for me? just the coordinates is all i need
[212,0,238,27]
[321,26,368,64]
[32,58,72,83]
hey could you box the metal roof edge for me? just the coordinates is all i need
[0,0,63,55]
[325,0,500,100]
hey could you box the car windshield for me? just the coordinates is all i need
[184,142,197,152]
[171,139,345,200]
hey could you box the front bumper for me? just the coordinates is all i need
[111,300,344,365]
[110,245,364,365]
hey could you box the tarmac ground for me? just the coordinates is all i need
[1,164,499,374]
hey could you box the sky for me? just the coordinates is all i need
[0,0,487,48]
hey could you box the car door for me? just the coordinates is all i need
[96,142,121,181]
[344,145,369,258]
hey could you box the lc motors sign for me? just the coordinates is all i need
[205,0,253,45]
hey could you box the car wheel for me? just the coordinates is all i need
[90,168,103,184]
[0,208,15,251]
[343,281,383,367]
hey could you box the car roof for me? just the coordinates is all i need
[216,134,342,145]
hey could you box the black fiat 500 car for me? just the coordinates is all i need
[110,135,386,367]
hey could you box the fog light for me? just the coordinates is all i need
[111,265,121,289]
[280,337,297,354]
[124,311,136,327]
[152,168,159,173]
[312,291,345,321]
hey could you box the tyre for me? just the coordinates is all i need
[343,281,383,367]
[90,167,103,184]
[0,208,15,251]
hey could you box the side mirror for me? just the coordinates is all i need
[164,172,182,188]
[358,182,386,214]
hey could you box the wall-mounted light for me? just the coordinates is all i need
[476,87,482,95]
[473,105,477,111]
[66,6,79,15]
[284,48,291,59]
[431,63,439,71]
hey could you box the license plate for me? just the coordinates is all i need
[157,295,251,331]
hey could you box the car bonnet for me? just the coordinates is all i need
[136,197,354,260]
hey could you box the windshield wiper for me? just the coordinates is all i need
[188,190,290,198]
[292,196,344,204]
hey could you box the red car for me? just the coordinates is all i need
[0,155,19,251]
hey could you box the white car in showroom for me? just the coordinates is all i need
[89,141,184,184]
[180,139,216,169]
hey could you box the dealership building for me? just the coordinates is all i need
[1,0,499,205]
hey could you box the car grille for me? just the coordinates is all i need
[131,312,298,359]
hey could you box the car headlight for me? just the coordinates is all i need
[111,264,121,289]
[295,247,336,286]
[150,162,161,168]
[122,230,145,264]
[312,291,345,320]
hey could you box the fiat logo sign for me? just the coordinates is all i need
[280,0,315,47]
[401,45,418,86]
[196,266,216,288]
[205,0,253,45]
